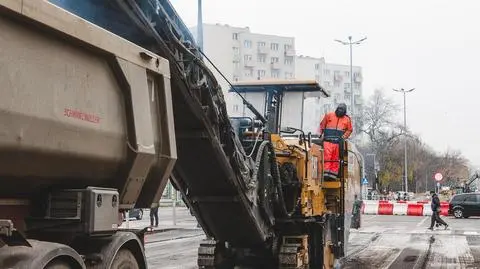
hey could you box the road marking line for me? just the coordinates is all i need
[463,231,478,235]
[416,216,429,227]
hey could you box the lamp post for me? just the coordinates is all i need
[334,36,367,131]
[366,153,378,190]
[197,0,204,51]
[393,88,415,193]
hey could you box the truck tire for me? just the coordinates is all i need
[111,249,139,269]
[44,260,71,269]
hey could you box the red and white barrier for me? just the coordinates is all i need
[363,200,379,215]
[361,200,449,216]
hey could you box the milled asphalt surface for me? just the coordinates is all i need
[342,214,480,268]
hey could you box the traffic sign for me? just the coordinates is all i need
[434,173,443,181]
[361,178,368,185]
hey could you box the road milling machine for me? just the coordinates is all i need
[0,1,362,268]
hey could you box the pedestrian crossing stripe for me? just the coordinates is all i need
[463,231,479,235]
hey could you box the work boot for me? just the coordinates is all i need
[444,224,449,230]
[427,227,433,230]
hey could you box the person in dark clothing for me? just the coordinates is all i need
[150,205,159,227]
[428,191,448,230]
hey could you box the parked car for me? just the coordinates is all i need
[396,191,408,201]
[122,208,144,221]
[449,193,480,218]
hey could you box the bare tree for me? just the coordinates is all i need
[358,88,402,153]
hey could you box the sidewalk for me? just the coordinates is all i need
[119,206,200,232]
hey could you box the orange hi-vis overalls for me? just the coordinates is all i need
[317,112,353,179]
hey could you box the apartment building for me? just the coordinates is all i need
[190,23,296,115]
[295,55,364,133]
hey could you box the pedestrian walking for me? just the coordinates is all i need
[150,204,159,227]
[428,191,448,230]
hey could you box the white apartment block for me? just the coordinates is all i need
[190,24,296,115]
[295,55,364,133]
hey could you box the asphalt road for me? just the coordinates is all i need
[142,209,480,268]
[145,229,205,269]
[343,215,480,268]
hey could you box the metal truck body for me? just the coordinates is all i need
[0,1,175,268]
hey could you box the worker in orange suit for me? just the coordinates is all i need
[317,103,353,180]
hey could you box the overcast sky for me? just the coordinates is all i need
[170,0,480,166]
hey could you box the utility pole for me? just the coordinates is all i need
[334,36,367,134]
[197,0,204,51]
[393,88,415,192]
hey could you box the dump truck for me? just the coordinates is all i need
[0,1,362,268]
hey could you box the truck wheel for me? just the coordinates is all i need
[44,260,71,269]
[111,249,139,269]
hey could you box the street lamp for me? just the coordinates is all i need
[197,0,204,51]
[393,88,415,193]
[334,36,367,126]
[366,153,379,190]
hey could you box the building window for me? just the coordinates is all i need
[355,82,361,89]
[271,70,280,78]
[285,72,293,79]
[233,76,239,82]
[344,83,351,89]
[271,57,279,63]
[284,57,293,65]
[232,33,238,40]
[345,93,352,101]
[257,55,266,63]
[324,104,331,112]
[334,93,340,100]
[271,43,279,50]
[353,72,361,78]
[244,40,252,48]
[233,104,239,112]
[233,47,240,54]
[284,44,292,51]
[233,61,240,69]
[245,70,253,77]
[244,55,252,62]
[334,81,341,88]
[324,69,330,75]
[315,63,320,70]
[257,70,266,78]
[258,41,266,48]
[345,71,350,77]
[324,81,331,87]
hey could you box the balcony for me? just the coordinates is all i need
[258,46,269,54]
[244,60,256,67]
[284,49,296,57]
[271,62,281,70]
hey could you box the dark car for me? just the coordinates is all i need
[448,193,480,218]
[122,208,144,221]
